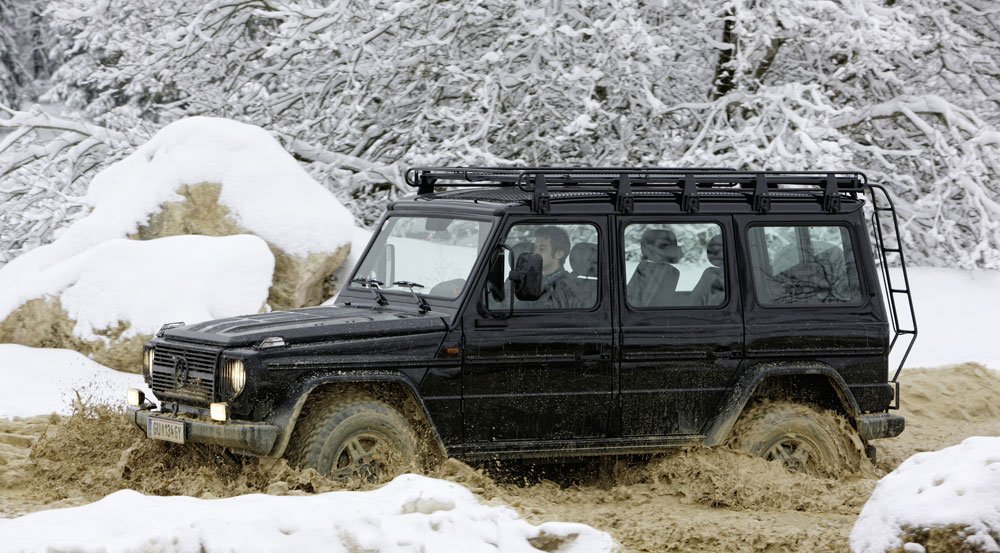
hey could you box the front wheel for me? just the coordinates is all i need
[729,400,865,477]
[288,393,420,482]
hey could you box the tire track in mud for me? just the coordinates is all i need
[1,362,999,552]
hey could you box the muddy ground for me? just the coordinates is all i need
[1,362,998,552]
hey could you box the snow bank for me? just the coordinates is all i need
[0,344,148,418]
[0,116,354,321]
[851,436,1000,553]
[898,267,1000,370]
[0,234,273,340]
[0,474,617,553]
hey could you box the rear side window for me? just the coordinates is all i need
[748,225,863,305]
[623,222,726,308]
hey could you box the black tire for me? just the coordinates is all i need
[287,393,420,482]
[729,400,865,477]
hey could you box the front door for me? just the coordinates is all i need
[462,218,614,442]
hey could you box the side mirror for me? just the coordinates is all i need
[487,250,506,302]
[510,252,543,301]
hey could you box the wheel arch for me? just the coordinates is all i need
[703,362,861,446]
[266,371,447,459]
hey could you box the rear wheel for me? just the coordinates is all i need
[288,393,419,482]
[729,400,865,476]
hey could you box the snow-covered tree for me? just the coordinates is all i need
[667,0,1000,268]
[0,0,23,107]
[1,0,998,268]
[12,0,58,85]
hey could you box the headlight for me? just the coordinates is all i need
[142,348,156,377]
[220,358,246,399]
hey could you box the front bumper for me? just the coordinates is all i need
[127,407,281,457]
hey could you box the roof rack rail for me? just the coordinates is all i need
[404,166,867,214]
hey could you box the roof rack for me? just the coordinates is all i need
[404,166,867,214]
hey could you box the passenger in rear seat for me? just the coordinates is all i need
[627,229,681,307]
[691,234,725,306]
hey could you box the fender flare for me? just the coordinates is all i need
[703,362,861,446]
[264,370,447,458]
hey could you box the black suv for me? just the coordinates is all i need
[127,167,917,479]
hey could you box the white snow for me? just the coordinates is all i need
[0,474,617,553]
[0,234,274,340]
[84,116,354,258]
[896,267,1000,371]
[0,344,148,418]
[0,116,355,324]
[850,436,1000,553]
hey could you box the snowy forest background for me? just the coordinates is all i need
[0,0,997,269]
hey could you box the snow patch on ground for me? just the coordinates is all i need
[0,474,617,553]
[851,436,1000,553]
[0,344,148,418]
[0,234,274,340]
[897,267,1000,371]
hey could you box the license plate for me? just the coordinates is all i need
[147,416,185,444]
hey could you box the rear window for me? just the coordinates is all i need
[747,225,863,305]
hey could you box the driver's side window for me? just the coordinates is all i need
[485,223,599,311]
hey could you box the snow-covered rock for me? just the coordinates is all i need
[0,235,274,371]
[0,474,618,553]
[851,436,1000,553]
[67,116,351,309]
[127,180,348,310]
[0,117,359,369]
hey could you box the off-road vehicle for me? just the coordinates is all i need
[127,167,917,479]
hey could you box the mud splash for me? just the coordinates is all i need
[2,362,999,552]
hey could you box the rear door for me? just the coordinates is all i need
[617,216,744,437]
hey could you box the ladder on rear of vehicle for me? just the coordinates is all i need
[866,184,918,409]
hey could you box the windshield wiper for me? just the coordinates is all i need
[351,277,389,306]
[392,281,431,314]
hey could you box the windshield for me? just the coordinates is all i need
[351,216,494,299]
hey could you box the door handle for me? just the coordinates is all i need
[712,349,736,358]
[577,353,611,362]
[475,318,507,328]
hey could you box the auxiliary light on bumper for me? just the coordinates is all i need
[127,388,145,408]
[210,402,229,422]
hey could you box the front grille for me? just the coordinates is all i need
[150,343,220,405]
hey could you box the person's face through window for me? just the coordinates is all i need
[535,236,564,275]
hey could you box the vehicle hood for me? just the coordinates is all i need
[161,305,448,347]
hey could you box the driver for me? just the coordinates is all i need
[528,226,578,309]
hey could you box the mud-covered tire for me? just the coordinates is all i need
[729,400,865,476]
[287,393,420,482]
